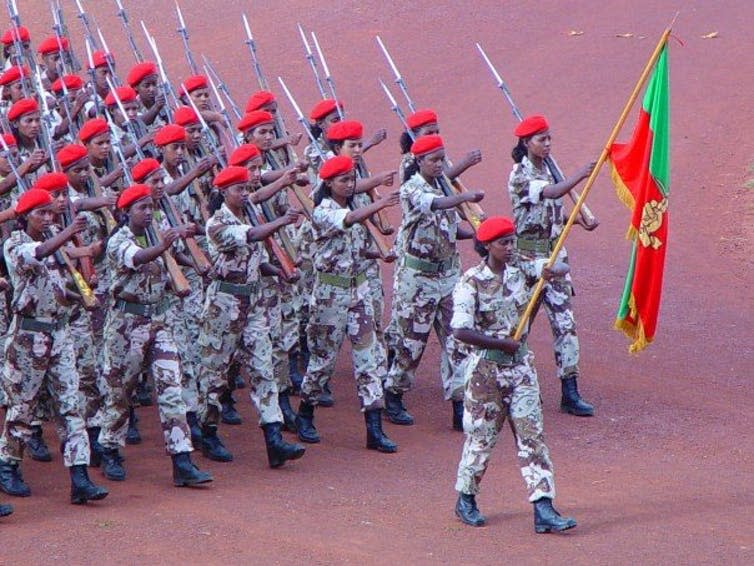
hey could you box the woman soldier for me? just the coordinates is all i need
[196,165,306,467]
[294,155,399,453]
[451,216,577,533]
[7,98,49,188]
[382,135,483,426]
[508,115,596,416]
[0,188,108,504]
[96,184,212,487]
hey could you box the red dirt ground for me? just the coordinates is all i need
[2,1,752,564]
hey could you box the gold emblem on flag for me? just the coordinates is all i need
[638,198,668,249]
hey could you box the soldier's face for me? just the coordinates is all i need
[416,122,439,136]
[524,130,551,159]
[246,157,263,188]
[261,101,278,116]
[189,88,211,111]
[49,189,67,215]
[16,112,40,139]
[162,142,186,167]
[66,158,91,188]
[340,139,363,161]
[487,235,516,264]
[87,133,112,161]
[128,197,153,230]
[224,183,248,209]
[42,52,62,74]
[26,205,55,235]
[318,111,341,134]
[94,66,111,90]
[136,75,159,104]
[185,124,202,148]
[114,100,140,126]
[146,170,166,200]
[8,80,29,102]
[249,124,275,151]
[329,171,356,199]
[418,149,445,179]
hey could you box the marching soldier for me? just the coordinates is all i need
[7,98,49,187]
[126,61,167,129]
[451,216,576,533]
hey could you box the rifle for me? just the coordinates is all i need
[114,0,143,62]
[203,70,237,144]
[241,13,268,91]
[105,75,148,160]
[201,55,242,119]
[84,174,118,233]
[6,1,34,71]
[45,228,98,309]
[0,132,29,192]
[84,38,103,116]
[32,73,55,167]
[378,79,482,231]
[74,0,99,50]
[158,192,210,274]
[309,31,343,120]
[279,76,394,261]
[174,1,198,75]
[52,2,78,73]
[243,201,297,281]
[475,43,598,229]
[96,27,122,87]
[296,24,327,99]
[141,22,178,120]
[62,200,96,285]
[145,221,190,297]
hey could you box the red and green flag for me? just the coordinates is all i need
[608,44,670,353]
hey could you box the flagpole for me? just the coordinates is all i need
[513,19,676,340]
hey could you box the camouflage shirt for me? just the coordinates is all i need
[398,172,460,261]
[4,229,68,317]
[206,203,265,285]
[508,155,562,240]
[451,258,544,342]
[312,197,370,277]
[107,224,168,304]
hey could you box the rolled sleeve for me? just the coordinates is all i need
[451,278,476,331]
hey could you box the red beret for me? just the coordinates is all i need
[320,155,354,181]
[0,65,30,86]
[117,184,152,210]
[154,124,187,147]
[410,134,444,157]
[229,144,261,166]
[56,144,88,169]
[88,50,112,69]
[2,133,17,148]
[51,74,84,94]
[33,172,69,193]
[131,158,161,183]
[79,118,110,144]
[476,216,515,243]
[309,98,342,121]
[173,106,199,127]
[213,166,249,189]
[237,110,274,133]
[245,90,275,112]
[126,61,158,87]
[407,109,438,130]
[180,75,208,96]
[37,35,69,55]
[514,115,549,138]
[105,86,137,107]
[7,98,38,121]
[326,120,363,142]
[1,26,30,46]
[15,189,53,215]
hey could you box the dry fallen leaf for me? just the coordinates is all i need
[568,30,584,36]
[701,31,719,39]
[616,33,635,38]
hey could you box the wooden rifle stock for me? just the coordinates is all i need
[147,222,190,296]
[158,196,211,274]
[63,205,97,286]
[243,202,297,280]
[44,230,98,309]
[265,150,314,219]
[356,160,393,234]
[87,171,118,233]
[439,174,484,232]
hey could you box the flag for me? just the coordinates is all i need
[608,44,670,353]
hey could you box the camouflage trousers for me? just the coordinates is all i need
[455,356,555,502]
[261,278,291,393]
[384,264,463,400]
[98,310,192,455]
[165,269,203,412]
[197,282,282,427]
[69,305,102,427]
[365,260,388,373]
[0,294,9,408]
[300,277,385,411]
[0,318,90,467]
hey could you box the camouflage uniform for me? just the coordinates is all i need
[0,230,90,467]
[508,156,579,380]
[384,172,465,401]
[97,225,193,455]
[300,197,384,410]
[197,203,282,426]
[452,259,555,502]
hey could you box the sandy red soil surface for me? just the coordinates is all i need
[1,1,752,564]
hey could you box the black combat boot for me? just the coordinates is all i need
[200,425,233,462]
[288,352,303,394]
[136,378,153,406]
[171,452,213,487]
[126,407,142,445]
[186,411,203,445]
[318,382,334,408]
[262,423,306,468]
[100,448,126,481]
[70,464,109,504]
[278,392,298,433]
[452,400,464,431]
[0,501,12,517]
[455,493,485,527]
[0,460,30,497]
[220,391,242,425]
[384,390,414,425]
[295,401,320,443]
[560,375,594,416]
[299,335,311,373]
[27,425,52,462]
[87,427,103,467]
[533,497,577,533]
[364,410,397,453]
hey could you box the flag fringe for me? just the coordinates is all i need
[609,160,636,212]
[613,292,652,353]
